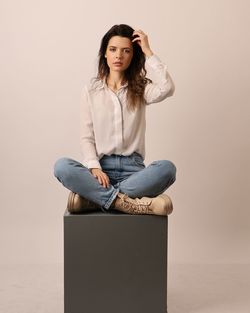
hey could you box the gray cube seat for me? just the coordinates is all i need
[64,209,168,313]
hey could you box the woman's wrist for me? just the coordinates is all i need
[145,49,154,58]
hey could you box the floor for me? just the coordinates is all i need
[168,263,250,313]
[0,263,249,313]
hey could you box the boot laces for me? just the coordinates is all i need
[118,193,152,214]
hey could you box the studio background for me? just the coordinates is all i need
[1,0,250,307]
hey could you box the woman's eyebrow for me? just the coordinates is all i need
[109,45,131,49]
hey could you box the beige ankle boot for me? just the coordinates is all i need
[113,193,173,216]
[67,192,100,214]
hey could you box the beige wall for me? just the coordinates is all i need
[1,0,249,264]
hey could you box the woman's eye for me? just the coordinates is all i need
[109,48,130,53]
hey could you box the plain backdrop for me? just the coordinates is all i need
[0,0,249,265]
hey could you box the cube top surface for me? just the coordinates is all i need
[64,208,168,219]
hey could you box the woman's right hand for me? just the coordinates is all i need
[90,168,110,188]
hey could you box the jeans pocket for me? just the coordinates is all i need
[133,153,145,168]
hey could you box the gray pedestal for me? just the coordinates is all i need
[64,210,168,313]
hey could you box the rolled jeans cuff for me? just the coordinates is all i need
[102,188,120,211]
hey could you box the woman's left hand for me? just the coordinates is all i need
[132,29,154,57]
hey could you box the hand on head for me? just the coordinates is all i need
[132,29,153,57]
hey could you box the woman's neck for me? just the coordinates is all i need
[106,72,126,90]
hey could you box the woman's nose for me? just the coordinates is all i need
[116,51,122,59]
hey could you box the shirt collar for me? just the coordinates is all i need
[97,79,128,90]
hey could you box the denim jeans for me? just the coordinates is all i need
[54,152,176,212]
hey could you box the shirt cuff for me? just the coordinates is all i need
[84,159,102,170]
[146,54,165,68]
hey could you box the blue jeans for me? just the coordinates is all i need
[54,152,176,212]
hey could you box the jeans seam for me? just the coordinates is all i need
[103,188,119,210]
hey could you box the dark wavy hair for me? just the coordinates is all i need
[94,24,152,111]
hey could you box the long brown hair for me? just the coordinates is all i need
[94,24,152,111]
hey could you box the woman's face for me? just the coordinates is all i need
[105,36,133,73]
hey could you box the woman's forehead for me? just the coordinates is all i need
[108,36,132,48]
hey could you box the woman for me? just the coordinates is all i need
[54,24,176,216]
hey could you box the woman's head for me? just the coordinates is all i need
[104,35,134,75]
[98,24,144,79]
[96,24,152,110]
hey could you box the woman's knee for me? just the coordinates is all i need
[53,157,72,179]
[158,160,177,182]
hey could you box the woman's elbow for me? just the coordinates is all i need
[163,81,175,98]
[168,82,175,97]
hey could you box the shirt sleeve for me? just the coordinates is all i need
[144,54,175,105]
[80,86,102,169]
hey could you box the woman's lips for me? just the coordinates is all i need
[113,62,123,66]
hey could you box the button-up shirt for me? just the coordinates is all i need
[80,54,175,169]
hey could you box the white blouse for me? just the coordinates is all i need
[80,54,175,170]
